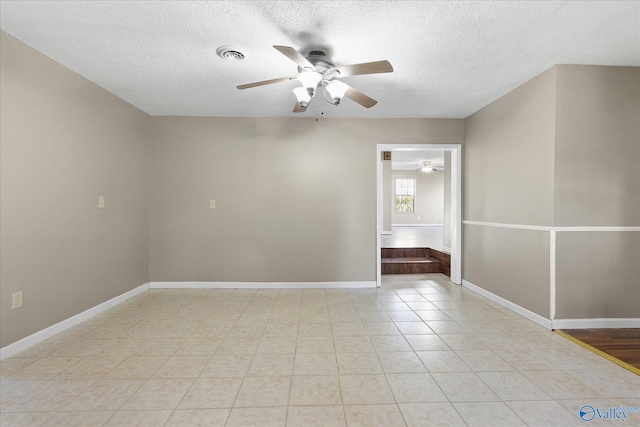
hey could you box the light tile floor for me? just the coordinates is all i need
[1,274,638,426]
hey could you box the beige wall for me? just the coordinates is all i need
[556,231,640,318]
[391,169,444,225]
[464,67,557,226]
[554,65,640,226]
[463,225,550,317]
[149,117,463,283]
[462,67,557,316]
[0,32,150,347]
[553,65,640,320]
[463,64,640,322]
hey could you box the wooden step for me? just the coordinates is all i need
[381,257,442,274]
[381,257,440,264]
[428,248,451,277]
[381,247,451,276]
[381,247,429,258]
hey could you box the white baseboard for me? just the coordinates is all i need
[392,224,444,227]
[461,279,552,330]
[149,281,377,289]
[552,318,640,329]
[0,283,149,361]
[381,231,392,235]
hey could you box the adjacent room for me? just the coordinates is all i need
[380,149,454,278]
[1,1,638,426]
[383,150,447,250]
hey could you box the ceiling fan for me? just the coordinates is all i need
[417,161,443,173]
[237,45,393,112]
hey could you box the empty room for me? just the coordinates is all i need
[1,1,638,426]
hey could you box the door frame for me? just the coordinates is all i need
[376,144,462,286]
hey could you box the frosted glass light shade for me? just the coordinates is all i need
[293,87,311,108]
[297,70,322,96]
[326,80,349,104]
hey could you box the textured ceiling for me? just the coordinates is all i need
[1,1,638,118]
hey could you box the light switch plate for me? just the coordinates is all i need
[99,196,105,208]
[210,200,216,209]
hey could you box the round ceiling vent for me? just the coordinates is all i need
[216,46,246,61]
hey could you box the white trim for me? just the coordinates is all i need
[462,276,640,331]
[391,223,444,227]
[381,231,392,235]
[553,318,640,329]
[442,246,452,254]
[377,152,383,287]
[463,220,553,231]
[377,144,462,286]
[549,230,556,321]
[380,144,462,151]
[0,283,149,361]
[149,281,376,289]
[450,146,462,284]
[463,220,638,323]
[462,279,552,330]
[552,226,640,232]
[463,220,640,232]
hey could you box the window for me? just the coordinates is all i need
[395,178,415,212]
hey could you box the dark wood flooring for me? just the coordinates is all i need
[561,328,640,370]
[381,247,450,276]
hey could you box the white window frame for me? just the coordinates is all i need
[394,178,416,213]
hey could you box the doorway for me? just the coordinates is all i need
[376,144,462,287]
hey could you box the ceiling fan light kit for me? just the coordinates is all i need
[292,86,311,108]
[420,161,435,173]
[297,69,323,97]
[325,80,349,105]
[237,45,393,113]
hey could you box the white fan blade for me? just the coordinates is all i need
[237,76,296,90]
[344,85,378,108]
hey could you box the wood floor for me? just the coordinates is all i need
[561,328,640,370]
[380,226,450,276]
[380,247,450,276]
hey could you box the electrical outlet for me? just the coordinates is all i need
[12,291,23,309]
[209,200,216,209]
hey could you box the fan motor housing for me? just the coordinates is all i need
[300,50,335,73]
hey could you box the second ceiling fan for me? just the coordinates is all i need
[237,45,393,112]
